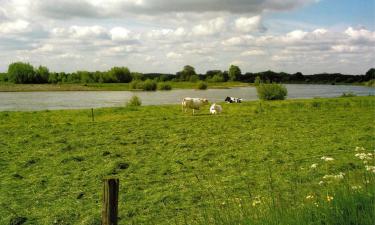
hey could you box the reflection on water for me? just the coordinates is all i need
[0,84,373,111]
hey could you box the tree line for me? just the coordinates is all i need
[0,62,373,84]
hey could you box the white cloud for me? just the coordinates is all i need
[235,16,266,33]
[166,52,182,59]
[345,27,375,42]
[110,27,133,41]
[29,0,317,18]
[0,20,30,34]
[222,35,254,46]
[192,17,226,36]
[241,49,267,56]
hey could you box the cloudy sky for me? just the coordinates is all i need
[0,0,374,74]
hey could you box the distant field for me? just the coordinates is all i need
[0,81,250,92]
[0,97,374,224]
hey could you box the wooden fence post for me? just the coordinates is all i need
[102,178,119,225]
[91,108,95,122]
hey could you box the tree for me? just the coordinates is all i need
[8,62,35,84]
[35,65,49,83]
[108,67,132,83]
[178,65,196,81]
[365,68,375,80]
[228,65,241,81]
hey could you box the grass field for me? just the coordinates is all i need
[0,97,374,224]
[0,81,250,92]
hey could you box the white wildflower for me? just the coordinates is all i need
[319,181,324,185]
[323,172,345,180]
[321,156,334,161]
[355,153,372,160]
[306,195,314,200]
[351,185,362,190]
[252,196,262,207]
[365,165,375,173]
[355,147,365,152]
[310,163,318,169]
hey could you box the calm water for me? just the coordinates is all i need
[0,84,373,111]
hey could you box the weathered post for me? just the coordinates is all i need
[91,108,95,122]
[102,178,119,225]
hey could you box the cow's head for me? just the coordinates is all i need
[225,96,231,102]
[202,98,209,105]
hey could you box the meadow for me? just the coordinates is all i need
[0,96,374,224]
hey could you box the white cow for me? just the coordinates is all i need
[182,97,209,115]
[210,103,223,115]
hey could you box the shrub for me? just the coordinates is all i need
[127,95,142,107]
[158,82,172,90]
[197,82,208,90]
[341,92,357,97]
[143,79,157,91]
[130,80,143,90]
[208,74,224,82]
[256,83,287,100]
[365,79,375,87]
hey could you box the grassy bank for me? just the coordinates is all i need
[0,97,374,224]
[0,81,249,92]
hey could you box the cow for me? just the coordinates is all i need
[182,97,209,115]
[225,96,242,103]
[210,103,223,115]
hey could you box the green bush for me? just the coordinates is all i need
[341,92,357,97]
[256,83,287,100]
[365,79,375,87]
[127,95,142,107]
[130,80,143,90]
[143,79,157,91]
[197,82,208,90]
[158,82,172,90]
[208,74,224,82]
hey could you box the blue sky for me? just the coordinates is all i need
[0,0,374,74]
[269,0,374,30]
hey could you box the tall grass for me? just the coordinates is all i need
[193,146,375,224]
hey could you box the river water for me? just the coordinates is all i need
[0,84,373,111]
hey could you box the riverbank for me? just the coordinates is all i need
[1,96,374,224]
[0,81,250,92]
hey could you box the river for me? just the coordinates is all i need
[0,84,373,111]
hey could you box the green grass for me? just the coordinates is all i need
[0,81,250,92]
[0,97,374,224]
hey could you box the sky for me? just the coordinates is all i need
[0,0,374,74]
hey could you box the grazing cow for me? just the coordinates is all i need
[225,96,242,103]
[182,97,209,115]
[210,103,223,115]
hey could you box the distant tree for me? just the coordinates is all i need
[177,65,196,81]
[189,75,199,82]
[365,68,375,80]
[254,76,261,86]
[48,72,58,84]
[0,73,8,82]
[108,67,132,83]
[131,72,144,81]
[8,62,35,84]
[34,66,49,83]
[228,65,241,81]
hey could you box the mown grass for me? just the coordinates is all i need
[0,81,250,92]
[0,97,374,224]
